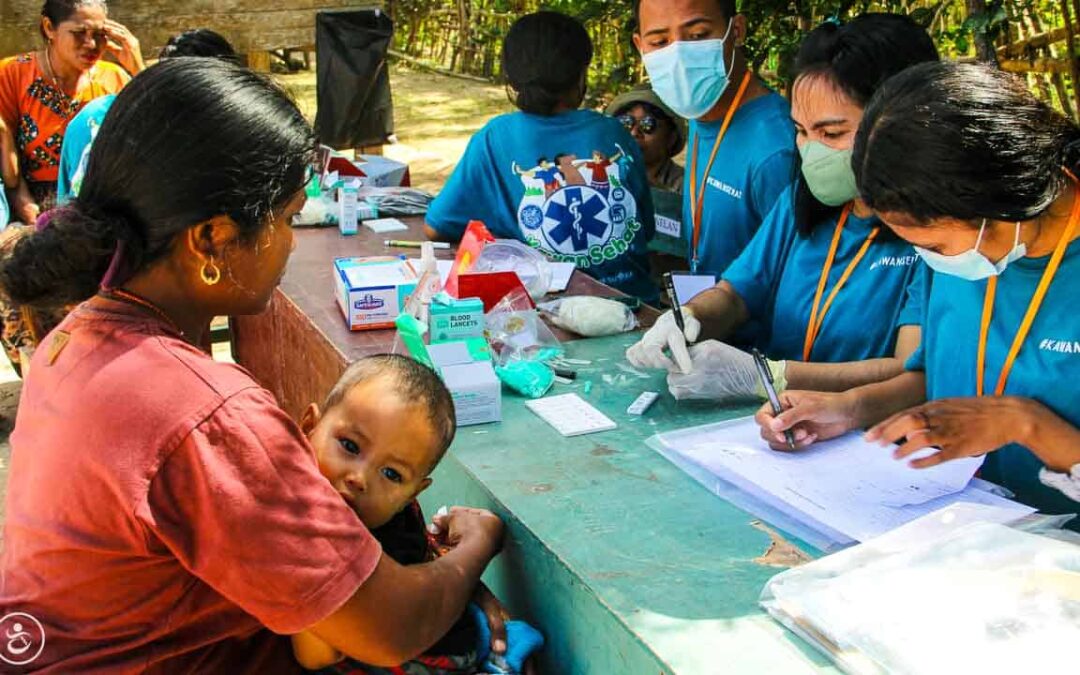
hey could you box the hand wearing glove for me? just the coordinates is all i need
[666,340,788,403]
[625,307,701,373]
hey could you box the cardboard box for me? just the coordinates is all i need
[426,339,501,426]
[334,257,418,331]
[429,296,485,343]
[355,154,411,187]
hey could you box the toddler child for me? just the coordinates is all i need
[292,354,542,674]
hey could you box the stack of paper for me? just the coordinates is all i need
[647,416,1033,549]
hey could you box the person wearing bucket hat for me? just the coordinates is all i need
[605,85,686,193]
[633,0,796,279]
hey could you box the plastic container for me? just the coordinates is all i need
[473,239,552,301]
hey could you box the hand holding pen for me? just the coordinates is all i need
[753,388,860,452]
[751,348,797,450]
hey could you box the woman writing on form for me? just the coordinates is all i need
[758,62,1080,525]
[627,14,935,403]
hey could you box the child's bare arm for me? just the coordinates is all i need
[291,630,345,670]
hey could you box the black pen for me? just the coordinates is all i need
[662,272,685,332]
[752,348,797,451]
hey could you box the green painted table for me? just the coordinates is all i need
[420,334,836,674]
[233,225,836,674]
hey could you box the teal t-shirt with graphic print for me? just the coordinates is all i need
[426,109,657,303]
[906,240,1080,526]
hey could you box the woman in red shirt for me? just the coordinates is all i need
[0,0,143,223]
[0,58,503,673]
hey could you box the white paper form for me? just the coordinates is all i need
[547,262,576,292]
[526,393,617,437]
[649,416,1007,543]
[670,273,717,304]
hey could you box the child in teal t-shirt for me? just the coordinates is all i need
[425,11,657,304]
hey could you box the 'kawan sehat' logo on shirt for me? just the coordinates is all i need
[869,254,919,271]
[1039,338,1080,354]
[512,145,642,268]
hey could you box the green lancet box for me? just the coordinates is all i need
[429,296,486,343]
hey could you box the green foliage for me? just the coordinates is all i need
[394,0,1077,112]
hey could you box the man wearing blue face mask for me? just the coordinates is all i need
[633,0,796,278]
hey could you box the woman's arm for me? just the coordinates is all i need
[292,631,344,670]
[10,178,39,225]
[308,507,502,666]
[1021,400,1080,473]
[684,280,750,342]
[870,396,1080,473]
[0,116,17,187]
[783,324,921,393]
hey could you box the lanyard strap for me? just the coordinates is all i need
[802,204,880,361]
[688,71,753,273]
[977,181,1080,397]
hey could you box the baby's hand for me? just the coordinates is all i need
[474,584,508,656]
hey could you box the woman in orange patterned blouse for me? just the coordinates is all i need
[0,0,143,224]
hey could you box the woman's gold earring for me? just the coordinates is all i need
[200,257,222,286]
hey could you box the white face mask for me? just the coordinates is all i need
[914,220,1027,281]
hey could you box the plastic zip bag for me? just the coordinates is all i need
[539,296,638,337]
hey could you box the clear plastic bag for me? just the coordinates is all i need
[538,296,638,337]
[484,289,562,365]
[474,239,552,301]
[760,509,1080,675]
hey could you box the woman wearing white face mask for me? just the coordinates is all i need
[633,0,795,278]
[757,62,1080,525]
[627,15,937,403]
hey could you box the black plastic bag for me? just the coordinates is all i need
[315,9,395,149]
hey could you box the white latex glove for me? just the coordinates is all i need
[625,307,701,373]
[666,340,788,403]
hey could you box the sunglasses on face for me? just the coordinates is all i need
[618,113,660,135]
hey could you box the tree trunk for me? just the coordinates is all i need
[1061,0,1080,119]
[965,0,997,63]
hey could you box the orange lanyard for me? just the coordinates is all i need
[976,179,1080,396]
[802,204,880,361]
[688,71,753,273]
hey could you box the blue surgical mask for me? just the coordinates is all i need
[915,220,1027,281]
[641,21,734,120]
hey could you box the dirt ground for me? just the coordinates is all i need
[278,62,514,192]
[0,63,511,528]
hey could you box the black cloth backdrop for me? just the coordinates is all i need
[315,9,395,149]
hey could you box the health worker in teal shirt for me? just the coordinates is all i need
[426,12,656,304]
[759,62,1080,525]
[633,0,795,277]
[628,15,937,404]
